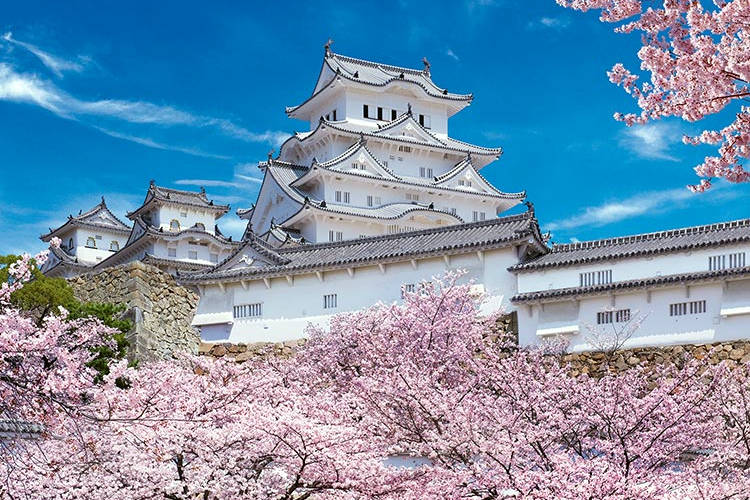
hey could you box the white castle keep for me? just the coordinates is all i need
[40,47,750,351]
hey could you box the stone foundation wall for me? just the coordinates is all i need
[562,341,750,378]
[69,262,200,361]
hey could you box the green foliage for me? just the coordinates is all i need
[2,254,135,386]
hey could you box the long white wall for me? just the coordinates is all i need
[517,279,750,351]
[194,246,520,344]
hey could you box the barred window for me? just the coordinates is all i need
[188,250,198,260]
[323,294,338,309]
[597,308,631,324]
[168,248,177,257]
[210,253,219,263]
[398,145,412,153]
[402,283,416,298]
[328,230,343,242]
[472,211,486,222]
[709,252,746,271]
[233,302,262,318]
[670,300,706,317]
[579,270,613,287]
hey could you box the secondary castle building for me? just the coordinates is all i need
[40,198,131,278]
[41,182,239,276]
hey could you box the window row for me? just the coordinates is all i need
[362,105,432,128]
[669,300,706,317]
[233,303,262,319]
[84,235,120,252]
[708,252,746,271]
[318,109,338,122]
[596,308,631,325]
[167,247,219,262]
[580,270,613,287]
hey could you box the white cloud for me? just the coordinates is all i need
[2,32,88,77]
[445,49,460,61]
[540,17,570,28]
[95,127,230,159]
[619,122,681,161]
[0,63,287,148]
[545,183,743,231]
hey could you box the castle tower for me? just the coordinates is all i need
[238,46,525,245]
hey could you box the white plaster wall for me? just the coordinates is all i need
[342,88,449,135]
[250,175,303,235]
[517,243,750,293]
[518,279,750,351]
[154,206,217,235]
[152,238,234,265]
[195,247,520,343]
[71,228,129,265]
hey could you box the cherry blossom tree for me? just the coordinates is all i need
[3,259,750,498]
[556,0,750,191]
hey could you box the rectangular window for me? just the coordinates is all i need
[387,224,400,234]
[398,145,412,153]
[328,231,343,242]
[210,253,219,263]
[180,211,187,217]
[709,252,746,270]
[596,309,631,325]
[402,283,416,298]
[363,104,369,118]
[351,162,366,170]
[344,192,350,204]
[188,250,198,260]
[458,179,473,187]
[669,300,706,317]
[579,270,613,287]
[168,248,177,257]
[377,107,383,120]
[418,114,431,128]
[332,109,337,121]
[233,303,262,319]
[335,190,341,202]
[406,193,419,201]
[616,309,631,322]
[391,109,397,120]
[419,167,433,178]
[95,235,102,240]
[325,113,330,120]
[473,211,486,222]
[596,311,613,325]
[323,294,338,309]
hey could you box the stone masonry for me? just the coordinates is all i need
[68,261,200,361]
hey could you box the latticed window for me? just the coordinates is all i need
[669,300,706,317]
[579,270,613,287]
[323,294,337,309]
[709,252,746,270]
[233,303,262,319]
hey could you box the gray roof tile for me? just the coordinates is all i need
[180,212,546,283]
[512,218,750,271]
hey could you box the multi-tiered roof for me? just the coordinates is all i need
[40,197,131,243]
[239,46,525,244]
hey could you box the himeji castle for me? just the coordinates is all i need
[39,46,750,351]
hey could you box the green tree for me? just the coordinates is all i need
[1,254,134,384]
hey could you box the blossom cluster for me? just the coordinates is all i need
[2,262,750,498]
[557,0,750,191]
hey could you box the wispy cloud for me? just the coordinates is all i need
[619,122,681,161]
[175,179,243,188]
[2,32,88,77]
[445,49,460,61]
[545,184,743,231]
[95,127,231,159]
[0,63,287,150]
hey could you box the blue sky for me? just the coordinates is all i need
[1,0,748,255]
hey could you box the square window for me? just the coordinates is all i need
[210,253,219,263]
[188,250,198,260]
[168,248,177,258]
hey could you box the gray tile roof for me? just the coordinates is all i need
[0,419,44,436]
[40,198,131,241]
[511,265,750,303]
[512,218,750,271]
[127,182,230,219]
[286,52,472,116]
[279,118,502,163]
[180,212,546,284]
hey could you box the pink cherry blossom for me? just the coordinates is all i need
[557,0,750,191]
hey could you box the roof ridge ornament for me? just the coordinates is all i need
[200,186,206,195]
[525,200,535,215]
[422,56,430,76]
[324,38,333,57]
[267,149,274,165]
[407,103,412,115]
